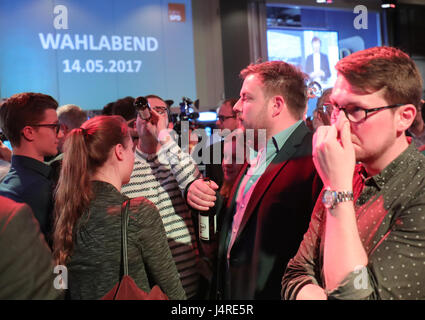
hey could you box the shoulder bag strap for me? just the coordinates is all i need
[121,199,130,277]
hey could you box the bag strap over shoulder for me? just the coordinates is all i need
[121,200,130,277]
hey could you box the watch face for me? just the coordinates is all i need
[322,190,335,209]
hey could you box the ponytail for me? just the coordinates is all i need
[53,128,92,265]
[53,115,128,266]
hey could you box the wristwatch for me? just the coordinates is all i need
[322,187,354,210]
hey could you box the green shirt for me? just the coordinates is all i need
[282,142,425,300]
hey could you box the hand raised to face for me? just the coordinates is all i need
[312,111,355,191]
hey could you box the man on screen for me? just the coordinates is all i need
[305,36,331,84]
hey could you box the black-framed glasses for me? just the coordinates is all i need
[152,106,168,115]
[326,103,404,123]
[29,123,61,134]
[217,115,236,122]
[135,106,168,119]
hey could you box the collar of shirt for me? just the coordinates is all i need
[243,120,303,196]
[358,142,417,191]
[11,155,51,178]
[247,120,303,175]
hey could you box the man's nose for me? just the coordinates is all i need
[233,99,242,112]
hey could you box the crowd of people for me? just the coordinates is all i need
[0,45,425,300]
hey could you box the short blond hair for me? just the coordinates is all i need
[57,104,87,129]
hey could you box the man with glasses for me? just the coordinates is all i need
[121,94,203,299]
[282,46,425,300]
[0,92,63,245]
[216,99,240,133]
[312,88,333,131]
[204,98,241,187]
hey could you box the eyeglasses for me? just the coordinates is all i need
[136,106,168,119]
[326,103,404,123]
[152,106,168,115]
[29,123,61,134]
[217,115,236,122]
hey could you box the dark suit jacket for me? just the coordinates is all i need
[0,196,62,299]
[215,122,322,300]
[305,52,331,82]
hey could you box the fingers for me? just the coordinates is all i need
[187,179,217,211]
[313,125,329,152]
[333,111,352,147]
[339,118,352,149]
[187,199,212,212]
[149,107,160,124]
[195,180,217,197]
[208,180,219,190]
[334,110,347,132]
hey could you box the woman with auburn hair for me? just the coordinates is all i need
[53,115,185,300]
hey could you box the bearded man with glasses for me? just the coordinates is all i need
[282,46,425,300]
[0,92,63,246]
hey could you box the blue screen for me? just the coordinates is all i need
[267,29,339,89]
[0,0,197,110]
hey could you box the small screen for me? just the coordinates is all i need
[267,29,339,89]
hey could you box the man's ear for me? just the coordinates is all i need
[114,143,125,161]
[271,95,285,117]
[21,126,36,142]
[398,104,416,132]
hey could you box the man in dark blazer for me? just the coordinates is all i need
[305,37,331,83]
[187,60,322,299]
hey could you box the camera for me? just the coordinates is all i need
[170,97,200,136]
[133,96,151,120]
[0,131,7,142]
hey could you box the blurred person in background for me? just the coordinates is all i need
[112,96,138,150]
[56,104,87,153]
[48,104,88,186]
[312,88,333,131]
[204,98,241,188]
